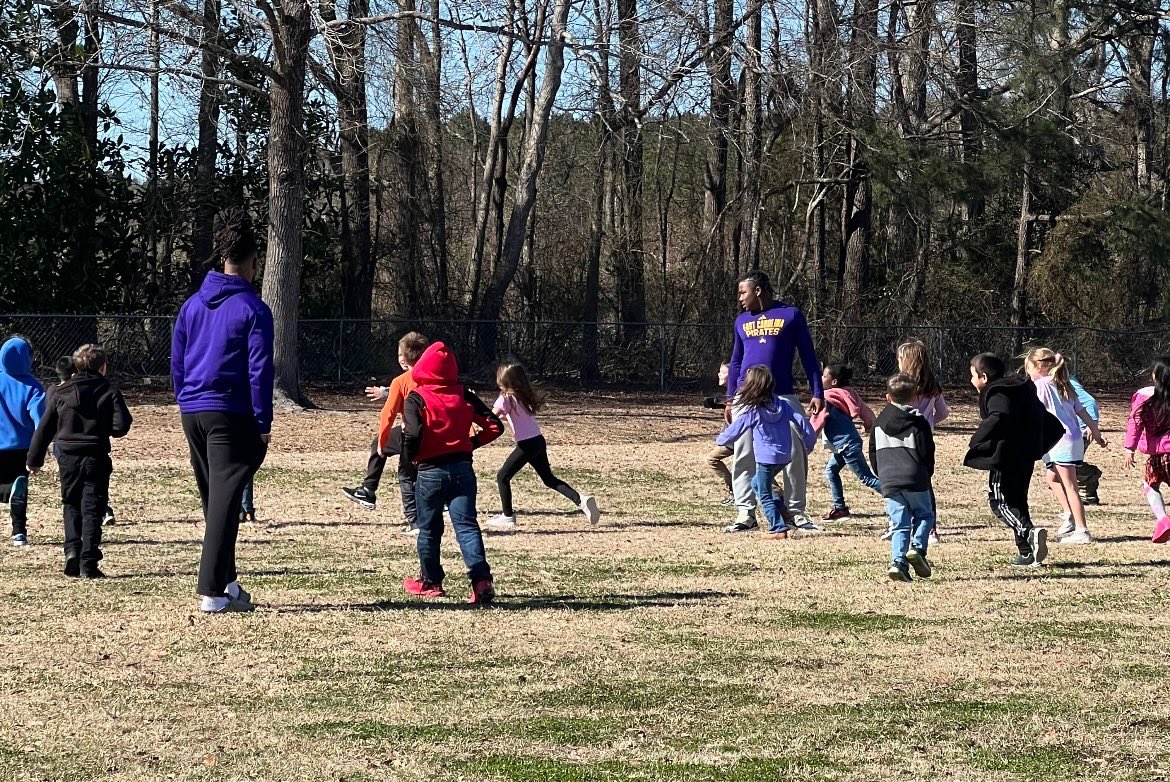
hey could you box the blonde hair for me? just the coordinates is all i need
[72,344,107,373]
[897,339,942,399]
[1025,347,1073,400]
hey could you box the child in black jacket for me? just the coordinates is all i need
[28,345,132,578]
[871,374,936,582]
[964,353,1064,567]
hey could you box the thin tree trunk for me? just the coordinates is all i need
[1010,161,1034,337]
[704,0,734,275]
[840,0,877,315]
[191,0,221,288]
[614,0,646,344]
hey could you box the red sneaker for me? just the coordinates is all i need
[1153,516,1170,544]
[468,578,495,605]
[822,507,851,522]
[403,576,446,598]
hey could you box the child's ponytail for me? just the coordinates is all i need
[1140,356,1170,437]
[1025,347,1074,400]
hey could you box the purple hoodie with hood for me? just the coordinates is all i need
[172,271,275,433]
[716,395,817,465]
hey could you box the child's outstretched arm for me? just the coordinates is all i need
[26,388,58,473]
[467,391,504,449]
[1078,407,1108,447]
[791,408,818,452]
[715,412,752,448]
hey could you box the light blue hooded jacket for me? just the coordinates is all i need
[0,338,46,450]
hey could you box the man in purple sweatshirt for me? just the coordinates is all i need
[172,216,274,613]
[724,271,824,533]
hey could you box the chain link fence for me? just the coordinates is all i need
[1,314,1167,391]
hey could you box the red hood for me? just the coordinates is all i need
[411,342,460,387]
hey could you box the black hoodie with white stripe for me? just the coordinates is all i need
[869,403,935,498]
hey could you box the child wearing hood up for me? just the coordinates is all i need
[0,335,46,547]
[716,365,817,540]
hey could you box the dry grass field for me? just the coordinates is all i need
[2,389,1169,782]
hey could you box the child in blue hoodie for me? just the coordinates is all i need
[716,365,817,539]
[0,335,46,546]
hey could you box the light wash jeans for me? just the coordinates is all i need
[731,394,809,521]
[825,439,881,509]
[752,463,789,532]
[886,490,935,565]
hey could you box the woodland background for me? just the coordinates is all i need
[2,0,1170,395]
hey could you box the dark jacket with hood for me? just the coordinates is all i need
[869,403,935,497]
[0,338,46,451]
[402,342,504,469]
[171,271,275,434]
[27,372,132,469]
[964,376,1065,471]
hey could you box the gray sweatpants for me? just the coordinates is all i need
[730,394,810,520]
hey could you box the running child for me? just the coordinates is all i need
[716,366,817,540]
[1069,374,1103,505]
[896,339,949,543]
[486,361,600,531]
[1123,356,1170,543]
[0,335,45,547]
[27,344,132,578]
[965,353,1065,566]
[342,331,429,535]
[401,341,504,603]
[871,374,936,582]
[1024,348,1107,544]
[812,363,880,521]
[56,356,118,526]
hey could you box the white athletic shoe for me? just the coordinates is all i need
[880,524,895,541]
[485,514,517,531]
[580,495,601,525]
[791,513,824,532]
[11,533,28,547]
[1055,512,1075,537]
[1059,529,1095,545]
[928,530,941,546]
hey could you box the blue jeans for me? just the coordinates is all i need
[752,463,789,533]
[241,478,254,513]
[414,461,491,585]
[886,490,935,565]
[825,439,882,509]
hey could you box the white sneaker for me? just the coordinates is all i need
[11,533,28,547]
[485,514,517,531]
[880,525,894,541]
[791,513,824,532]
[1055,512,1074,537]
[1059,529,1095,545]
[580,495,601,525]
[928,531,941,546]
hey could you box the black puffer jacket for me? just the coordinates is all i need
[964,376,1064,471]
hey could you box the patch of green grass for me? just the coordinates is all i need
[967,745,1087,779]
[508,714,621,746]
[461,756,837,782]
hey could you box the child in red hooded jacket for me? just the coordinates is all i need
[401,342,504,604]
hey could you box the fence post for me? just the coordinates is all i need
[659,324,667,391]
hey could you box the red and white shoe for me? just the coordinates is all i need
[403,576,446,598]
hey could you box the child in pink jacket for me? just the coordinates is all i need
[1124,356,1170,543]
[813,364,881,521]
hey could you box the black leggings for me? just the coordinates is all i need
[497,435,580,516]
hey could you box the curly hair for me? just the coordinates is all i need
[214,209,259,268]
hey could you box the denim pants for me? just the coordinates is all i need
[731,394,809,519]
[414,461,491,585]
[825,439,882,509]
[751,462,789,533]
[240,478,254,513]
[886,490,935,565]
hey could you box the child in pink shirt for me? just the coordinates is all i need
[485,362,601,531]
[1124,356,1170,543]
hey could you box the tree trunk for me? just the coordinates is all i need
[260,0,313,405]
[391,0,422,315]
[79,0,99,150]
[614,0,646,344]
[740,3,763,272]
[1010,161,1034,336]
[704,0,734,275]
[477,0,573,363]
[191,0,221,289]
[955,0,981,221]
[840,0,877,315]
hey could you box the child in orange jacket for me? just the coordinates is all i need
[342,332,428,535]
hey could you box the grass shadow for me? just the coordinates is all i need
[275,590,735,614]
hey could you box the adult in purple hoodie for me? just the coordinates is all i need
[172,217,273,614]
[723,271,824,533]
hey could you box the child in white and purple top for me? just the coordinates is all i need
[485,362,601,531]
[896,340,950,541]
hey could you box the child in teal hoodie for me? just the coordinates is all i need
[0,336,46,546]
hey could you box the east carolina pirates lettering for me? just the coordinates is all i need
[742,315,786,341]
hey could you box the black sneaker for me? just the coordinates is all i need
[341,486,377,510]
[905,548,933,578]
[102,508,116,526]
[723,518,759,533]
[887,562,912,582]
[64,554,80,578]
[1011,553,1037,567]
[80,567,106,580]
[1028,527,1049,565]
